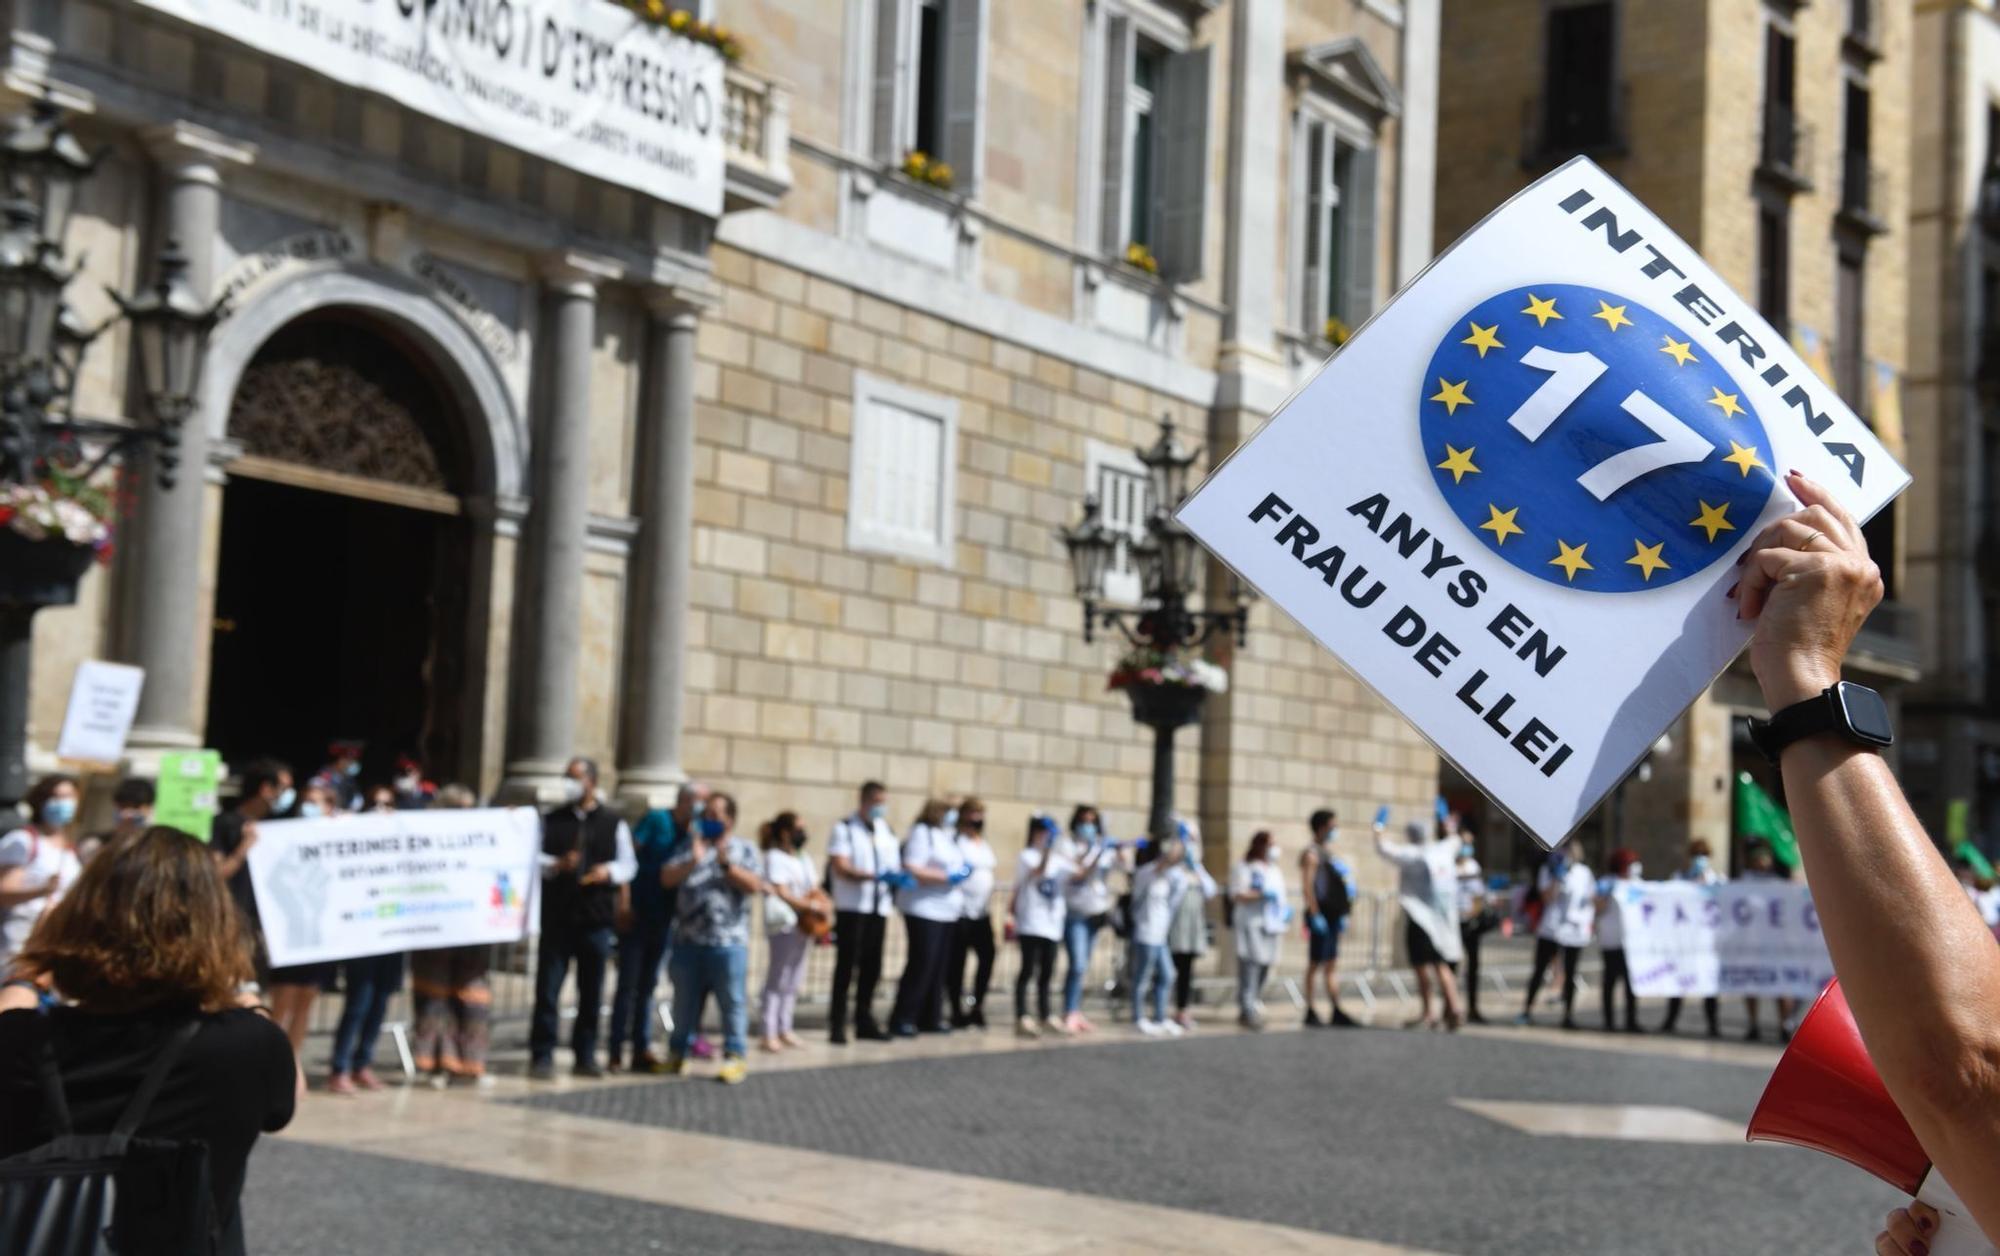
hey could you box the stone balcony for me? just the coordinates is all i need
[723,63,792,211]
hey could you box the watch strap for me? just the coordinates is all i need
[1749,689,1839,764]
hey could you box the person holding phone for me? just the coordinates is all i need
[661,792,762,1084]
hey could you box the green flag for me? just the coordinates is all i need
[1955,840,1996,881]
[1735,771,1800,870]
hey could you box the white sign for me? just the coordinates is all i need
[132,0,726,216]
[54,661,145,765]
[246,807,540,966]
[1177,159,1908,847]
[1615,880,1833,998]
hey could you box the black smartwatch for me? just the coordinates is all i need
[1747,681,1894,764]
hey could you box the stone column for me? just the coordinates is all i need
[1396,0,1442,287]
[499,253,620,802]
[615,286,714,810]
[121,124,254,765]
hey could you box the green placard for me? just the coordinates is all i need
[155,750,222,843]
[1947,799,1971,845]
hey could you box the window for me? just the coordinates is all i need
[1836,249,1864,406]
[1295,116,1378,336]
[1097,13,1211,280]
[1760,23,1801,177]
[1756,203,1789,332]
[848,372,959,566]
[1843,81,1872,214]
[871,0,986,190]
[1542,2,1616,151]
[1087,439,1154,605]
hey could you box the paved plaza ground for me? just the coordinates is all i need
[244,993,1900,1255]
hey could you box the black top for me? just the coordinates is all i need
[541,805,622,932]
[0,1006,296,1256]
[209,811,259,929]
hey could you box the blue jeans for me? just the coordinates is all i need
[668,943,748,1059]
[1063,914,1102,1015]
[608,916,673,1057]
[529,926,615,1066]
[330,952,404,1075]
[1131,943,1170,1024]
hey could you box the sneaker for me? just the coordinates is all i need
[1303,1008,1324,1027]
[1017,1015,1042,1038]
[1170,1011,1196,1031]
[1160,1019,1186,1038]
[426,1072,450,1091]
[1073,1013,1097,1033]
[690,1037,716,1060]
[326,1072,357,1096]
[717,1055,748,1085]
[1512,1012,1532,1027]
[661,1054,687,1076]
[527,1060,556,1081]
[1044,1016,1071,1037]
[353,1067,385,1092]
[968,1008,987,1030]
[890,1023,919,1038]
[1135,1019,1165,1036]
[574,1061,605,1079]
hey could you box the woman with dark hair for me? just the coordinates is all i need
[944,797,998,1029]
[1010,815,1070,1037]
[1375,814,1465,1032]
[889,796,968,1037]
[757,810,825,1053]
[1595,847,1643,1033]
[0,826,299,1256]
[1229,831,1287,1030]
[1057,803,1120,1034]
[410,783,495,1086]
[0,773,83,976]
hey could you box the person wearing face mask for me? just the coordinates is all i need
[610,780,709,1073]
[888,797,968,1037]
[825,780,903,1044]
[1660,839,1723,1037]
[1455,831,1495,1025]
[264,781,343,1061]
[1595,848,1644,1034]
[756,812,826,1052]
[1517,842,1596,1030]
[390,755,434,810]
[0,774,84,976]
[1299,808,1359,1028]
[79,776,156,865]
[1057,805,1121,1034]
[1166,818,1215,1032]
[943,799,998,1030]
[329,785,416,1094]
[209,759,293,987]
[1129,834,1215,1036]
[1010,815,1071,1036]
[309,740,365,813]
[661,791,762,1083]
[1375,810,1466,1032]
[1230,831,1289,1030]
[528,757,638,1081]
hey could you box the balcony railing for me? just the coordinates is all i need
[1520,83,1629,169]
[1839,150,1890,235]
[723,63,791,211]
[1757,104,1815,193]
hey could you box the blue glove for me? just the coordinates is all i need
[1263,886,1281,904]
[1182,847,1197,870]
[948,865,972,886]
[1373,805,1390,829]
[1250,873,1265,894]
[1308,911,1329,936]
[1435,797,1450,823]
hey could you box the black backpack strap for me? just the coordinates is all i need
[107,1019,202,1150]
[34,1030,74,1139]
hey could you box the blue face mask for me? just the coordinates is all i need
[273,787,297,816]
[1690,854,1712,876]
[942,809,960,830]
[867,804,886,823]
[343,761,360,777]
[300,801,325,820]
[690,798,706,818]
[1076,822,1099,843]
[40,797,76,828]
[698,816,726,840]
[1460,844,1475,860]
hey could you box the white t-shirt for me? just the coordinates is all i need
[1012,848,1073,941]
[1596,873,1641,949]
[898,823,965,923]
[957,839,998,918]
[1059,835,1120,917]
[826,814,903,916]
[0,828,81,968]
[1976,884,2000,929]
[764,847,818,898]
[1537,861,1599,948]
[1129,860,1216,947]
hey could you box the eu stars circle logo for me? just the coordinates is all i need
[1419,283,1776,593]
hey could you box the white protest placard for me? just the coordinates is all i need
[54,661,145,765]
[131,0,726,216]
[1177,158,1908,847]
[1616,879,1833,998]
[247,807,540,966]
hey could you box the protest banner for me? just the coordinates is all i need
[1176,158,1909,848]
[154,750,222,843]
[54,661,144,766]
[246,807,540,967]
[1616,879,1833,999]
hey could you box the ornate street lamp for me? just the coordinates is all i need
[0,192,69,380]
[113,239,226,485]
[2,100,95,251]
[1059,413,1249,845]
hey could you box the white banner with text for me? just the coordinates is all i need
[247,807,540,966]
[1615,879,1834,998]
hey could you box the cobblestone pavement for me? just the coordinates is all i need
[245,1009,1900,1255]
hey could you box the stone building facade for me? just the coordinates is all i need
[10,0,1447,885]
[1435,0,1919,874]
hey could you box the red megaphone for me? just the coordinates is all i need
[1745,978,1930,1193]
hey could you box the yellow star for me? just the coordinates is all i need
[1479,504,1524,545]
[1660,336,1698,366]
[1722,440,1765,477]
[1430,377,1473,416]
[1688,500,1736,543]
[1549,539,1593,582]
[1625,539,1670,582]
[1461,322,1504,358]
[1435,444,1480,483]
[1591,300,1633,332]
[1522,293,1562,327]
[1707,387,1745,418]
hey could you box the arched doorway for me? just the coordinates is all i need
[204,311,477,791]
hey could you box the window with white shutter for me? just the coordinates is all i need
[1292,114,1378,338]
[1094,15,1210,281]
[868,0,987,192]
[1087,439,1154,605]
[848,372,959,567]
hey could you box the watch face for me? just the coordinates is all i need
[1835,682,1895,747]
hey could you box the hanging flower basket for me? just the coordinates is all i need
[1107,647,1226,731]
[0,474,114,607]
[0,531,96,608]
[1123,680,1207,731]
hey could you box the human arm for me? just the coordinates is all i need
[719,842,764,896]
[900,827,953,886]
[0,859,52,911]
[212,820,257,881]
[1299,847,1321,916]
[660,837,708,888]
[1740,471,2000,1240]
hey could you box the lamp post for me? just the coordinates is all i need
[0,102,225,807]
[1060,414,1251,845]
